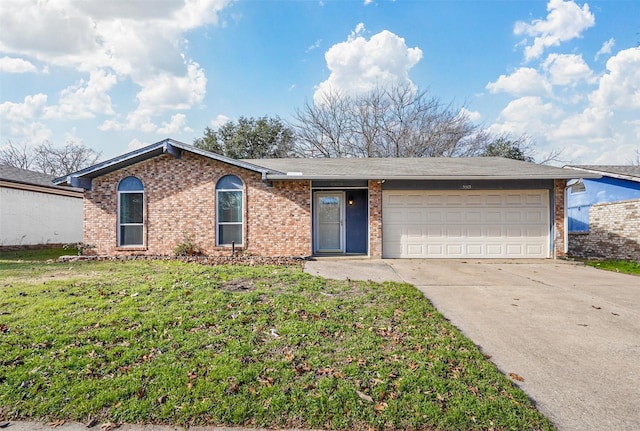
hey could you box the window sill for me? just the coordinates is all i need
[116,246,147,251]
[568,231,590,235]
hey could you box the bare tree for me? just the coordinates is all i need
[293,83,490,158]
[0,140,32,169]
[629,148,640,166]
[0,140,101,176]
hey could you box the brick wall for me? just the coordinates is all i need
[368,180,383,258]
[553,179,567,258]
[569,199,640,261]
[83,152,311,257]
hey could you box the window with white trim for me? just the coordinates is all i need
[118,176,144,246]
[216,175,243,246]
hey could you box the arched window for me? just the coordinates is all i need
[118,176,144,246]
[216,175,243,246]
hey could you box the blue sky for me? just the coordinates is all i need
[1,0,639,165]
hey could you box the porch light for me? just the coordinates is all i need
[348,195,354,205]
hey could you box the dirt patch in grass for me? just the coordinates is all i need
[221,279,256,292]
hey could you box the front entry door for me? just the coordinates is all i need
[315,192,344,253]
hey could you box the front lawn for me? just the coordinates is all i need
[583,259,640,275]
[0,259,554,430]
[0,246,78,262]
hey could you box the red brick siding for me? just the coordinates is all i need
[553,179,567,258]
[368,180,383,258]
[83,152,311,256]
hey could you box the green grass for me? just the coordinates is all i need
[0,246,78,262]
[0,259,554,430]
[583,259,640,275]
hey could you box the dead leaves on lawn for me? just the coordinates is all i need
[509,372,525,382]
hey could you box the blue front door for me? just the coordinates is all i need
[345,190,368,254]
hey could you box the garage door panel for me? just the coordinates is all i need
[466,211,482,222]
[486,244,504,255]
[526,210,544,222]
[426,211,443,222]
[467,227,482,237]
[486,211,502,222]
[505,211,522,222]
[486,227,502,237]
[407,227,423,238]
[506,244,524,256]
[525,193,545,205]
[427,227,443,237]
[466,244,483,255]
[506,227,523,238]
[446,195,464,205]
[446,244,464,256]
[383,190,549,258]
[406,210,423,223]
[447,227,463,238]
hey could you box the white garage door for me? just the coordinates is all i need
[383,190,550,258]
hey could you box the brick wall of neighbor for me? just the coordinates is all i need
[569,199,640,261]
[368,180,383,258]
[554,179,567,258]
[83,152,312,257]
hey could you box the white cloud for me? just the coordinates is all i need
[306,39,322,52]
[0,94,52,143]
[0,93,48,122]
[0,0,231,138]
[157,113,192,134]
[595,38,615,60]
[486,67,552,96]
[124,110,157,134]
[497,96,561,124]
[49,70,118,119]
[514,0,595,61]
[459,107,482,122]
[0,56,37,73]
[542,53,594,86]
[589,47,640,110]
[314,24,423,104]
[136,63,207,112]
[211,114,230,128]
[127,138,149,152]
[552,106,613,139]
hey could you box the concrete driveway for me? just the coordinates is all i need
[305,259,640,431]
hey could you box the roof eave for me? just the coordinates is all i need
[564,166,639,183]
[53,139,285,187]
[266,173,601,181]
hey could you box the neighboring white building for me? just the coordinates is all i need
[0,164,83,246]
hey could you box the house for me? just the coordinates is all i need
[564,165,640,260]
[53,139,596,259]
[1,164,83,247]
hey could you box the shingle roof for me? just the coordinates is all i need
[52,138,599,189]
[0,164,82,192]
[248,157,598,180]
[54,139,276,188]
[564,165,640,182]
